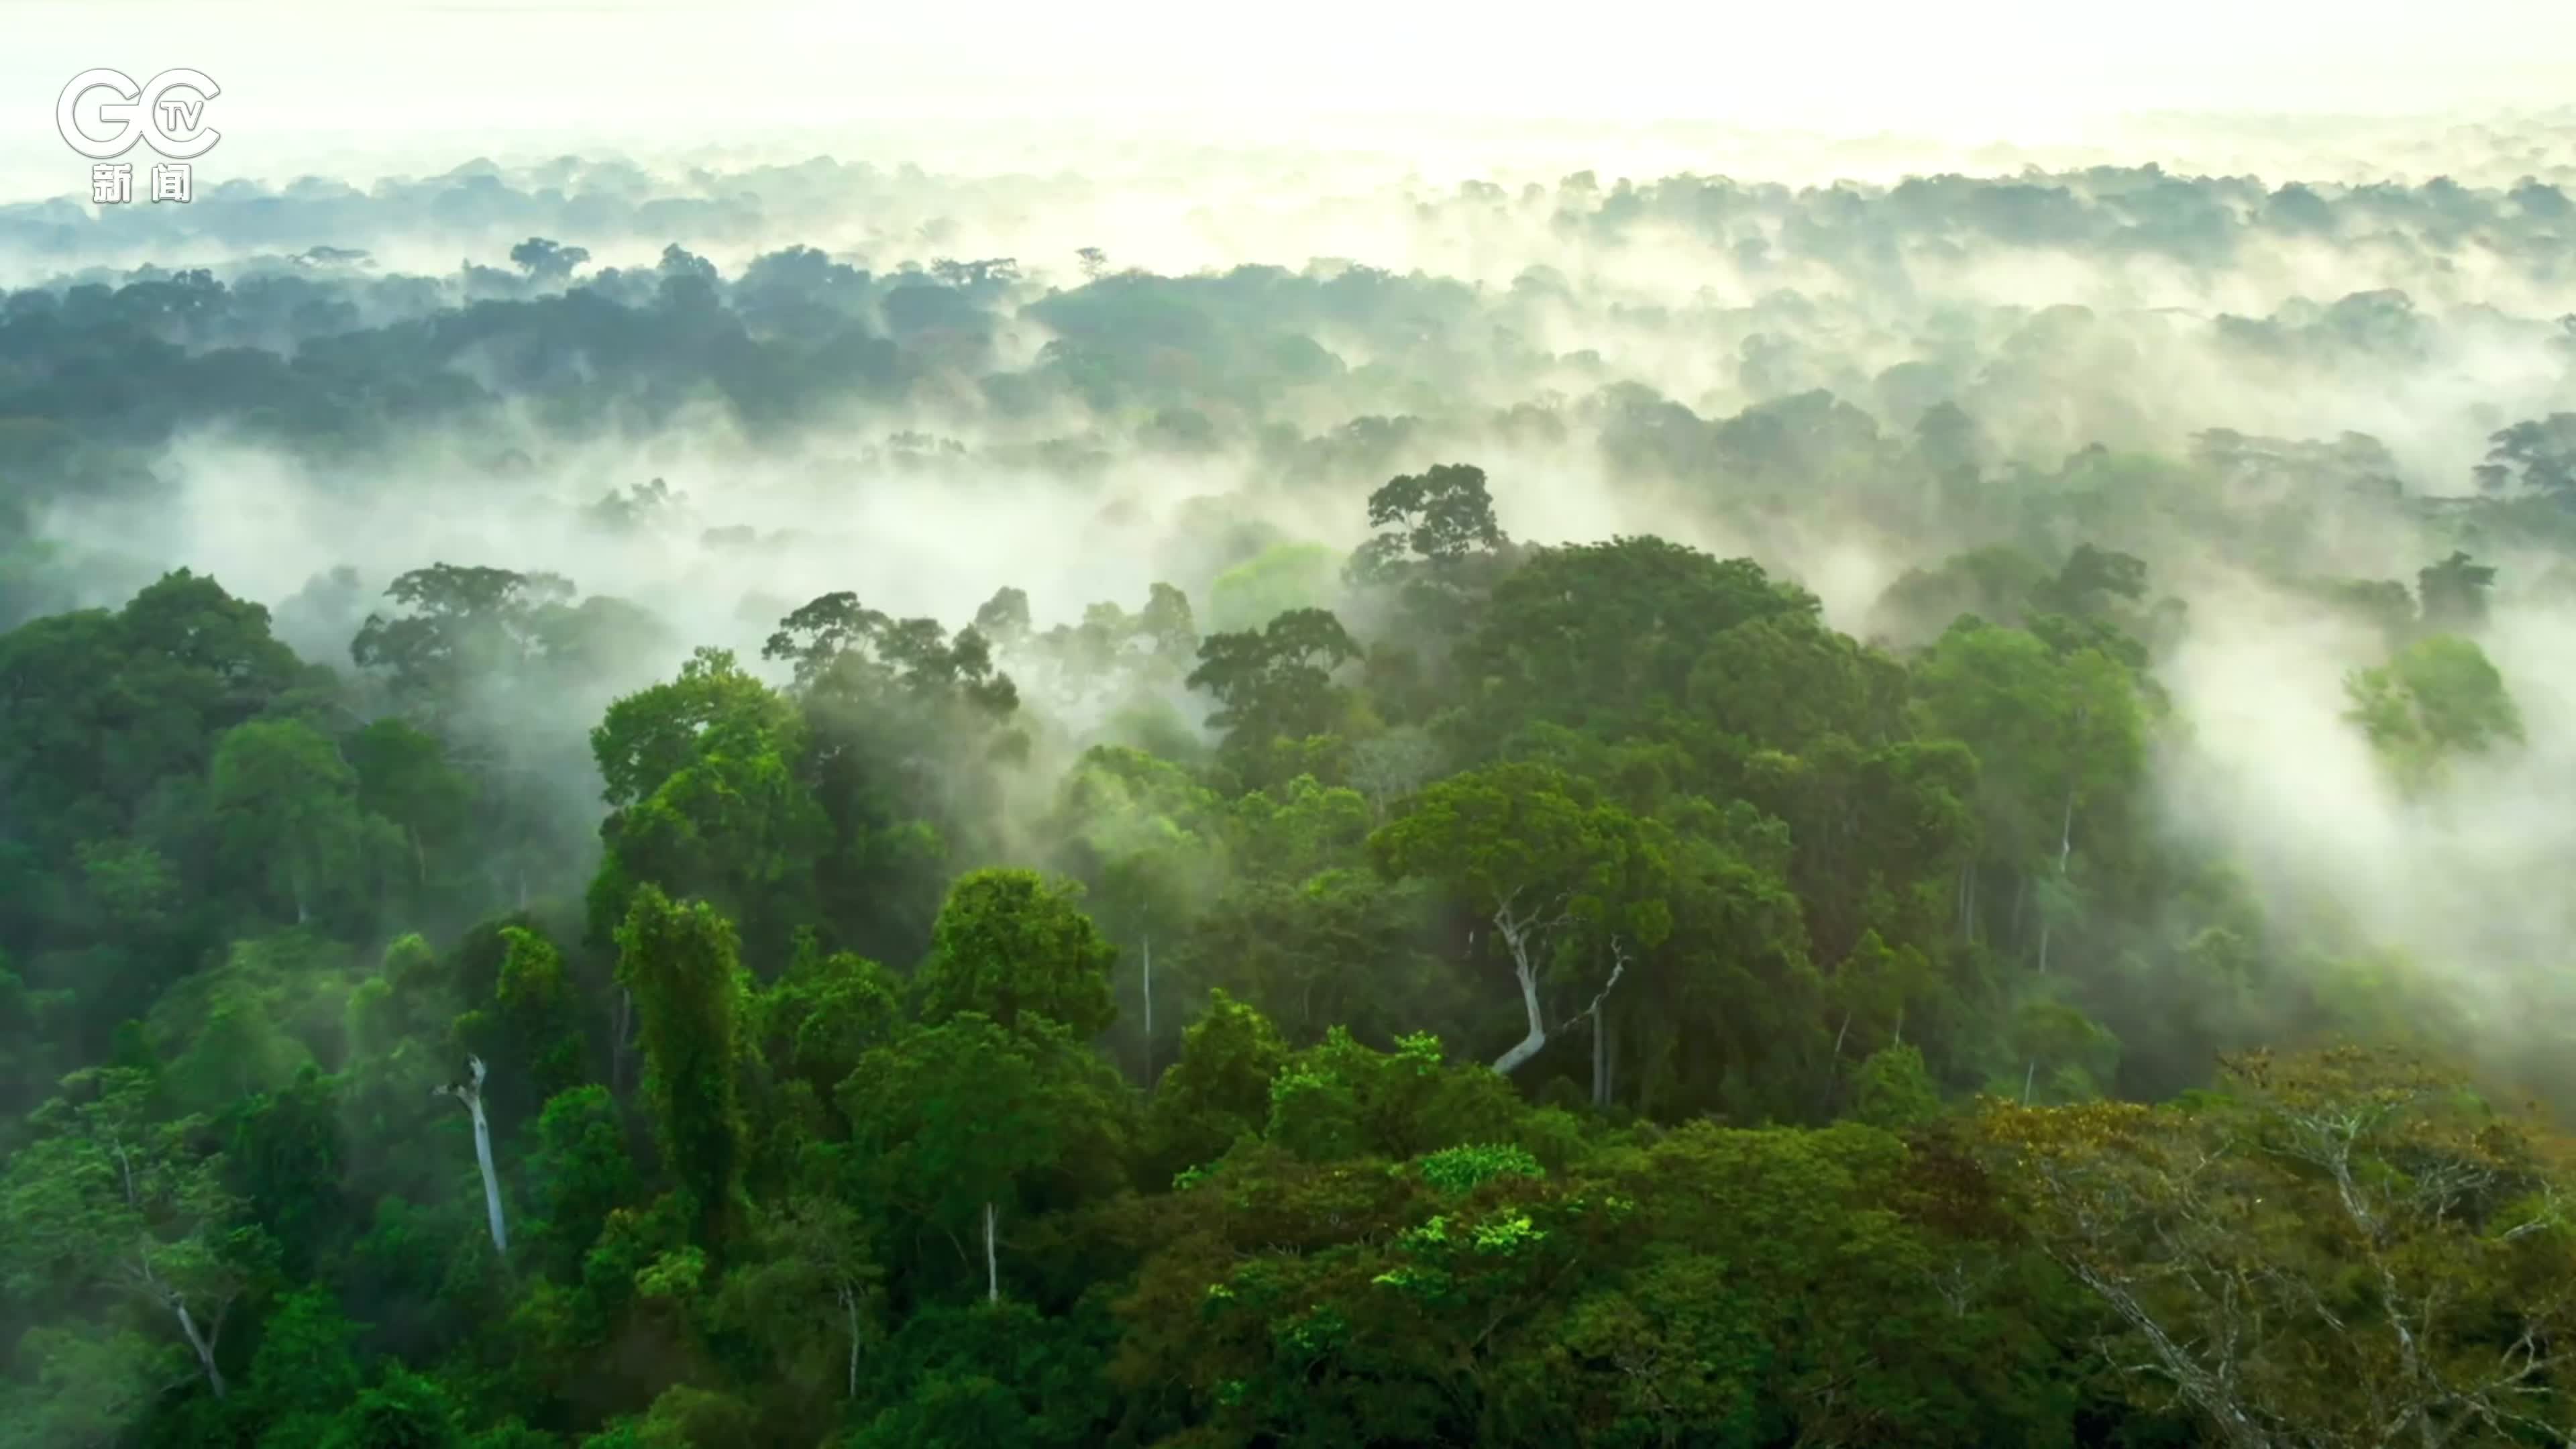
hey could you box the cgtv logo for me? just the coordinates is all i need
[57,68,222,159]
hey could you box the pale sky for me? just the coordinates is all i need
[6,0,2575,198]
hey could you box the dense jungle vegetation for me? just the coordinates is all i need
[5,147,2576,1448]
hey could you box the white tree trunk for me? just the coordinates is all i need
[838,1282,860,1399]
[2038,787,2074,974]
[1591,1008,1607,1108]
[1488,891,1564,1076]
[437,1057,508,1254]
[470,1095,507,1254]
[1493,957,1549,1075]
[982,1200,1000,1303]
[173,1297,225,1399]
[1577,945,1629,1109]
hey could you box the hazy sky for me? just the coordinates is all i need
[7,0,2576,199]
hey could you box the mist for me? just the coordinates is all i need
[9,22,2576,1442]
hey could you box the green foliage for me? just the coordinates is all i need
[916,869,1118,1040]
[10,267,2576,1448]
[614,887,749,1251]
[1206,542,1342,635]
[2345,631,2524,790]
[839,1014,1130,1299]
[1415,1142,1545,1196]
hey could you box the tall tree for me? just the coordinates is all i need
[1368,761,1671,1077]
[614,886,749,1253]
[914,869,1118,1042]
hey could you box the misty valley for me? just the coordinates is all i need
[5,127,2576,1449]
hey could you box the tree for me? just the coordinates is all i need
[1368,761,1671,1077]
[1348,463,1510,580]
[1043,747,1225,1077]
[2416,550,2497,633]
[840,1015,1127,1303]
[2344,632,2523,792]
[1142,989,1289,1178]
[710,1193,883,1407]
[754,931,902,1111]
[914,869,1117,1042]
[1,1067,264,1401]
[508,237,592,282]
[1911,621,2142,965]
[344,716,476,899]
[1185,607,1362,759]
[433,1056,508,1256]
[351,564,578,720]
[590,649,827,960]
[1978,1049,2576,1447]
[2471,412,2576,497]
[614,886,749,1253]
[1456,537,1819,747]
[209,718,390,928]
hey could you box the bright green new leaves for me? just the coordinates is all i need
[1413,1142,1544,1197]
[916,869,1117,1041]
[614,886,749,1252]
[1263,1029,1523,1163]
[2344,632,2523,792]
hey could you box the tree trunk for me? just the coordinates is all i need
[174,1298,225,1399]
[2038,786,2074,975]
[839,1283,859,1399]
[1821,1009,1854,1114]
[610,989,635,1095]
[470,1093,508,1254]
[1140,931,1153,1083]
[2023,1057,2038,1105]
[1492,957,1548,1075]
[439,1058,508,1254]
[982,1201,1000,1303]
[1591,1008,1607,1108]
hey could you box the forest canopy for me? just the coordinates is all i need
[4,125,2576,1449]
